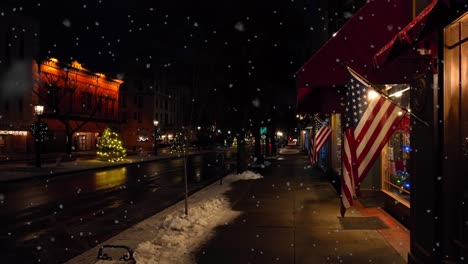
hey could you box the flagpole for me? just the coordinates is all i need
[345,66,429,127]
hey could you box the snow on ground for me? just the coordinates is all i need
[131,170,263,264]
[249,156,273,168]
[224,170,263,182]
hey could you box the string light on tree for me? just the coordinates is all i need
[171,131,188,154]
[96,127,126,162]
[30,121,48,142]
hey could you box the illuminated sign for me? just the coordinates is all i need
[0,130,28,136]
[137,136,149,142]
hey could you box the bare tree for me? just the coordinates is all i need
[33,64,106,155]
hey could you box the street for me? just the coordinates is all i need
[0,151,234,263]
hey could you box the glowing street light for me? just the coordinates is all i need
[153,119,159,156]
[31,105,48,168]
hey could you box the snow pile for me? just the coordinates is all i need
[133,197,229,264]
[131,170,264,264]
[228,170,263,181]
[248,156,275,168]
[250,160,272,168]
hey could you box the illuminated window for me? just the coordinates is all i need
[382,84,411,204]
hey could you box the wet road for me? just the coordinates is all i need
[0,151,235,263]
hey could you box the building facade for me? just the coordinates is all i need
[297,0,468,262]
[119,74,188,152]
[0,14,39,154]
[33,58,122,153]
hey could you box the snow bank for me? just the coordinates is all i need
[133,197,229,264]
[133,170,263,264]
[228,170,263,181]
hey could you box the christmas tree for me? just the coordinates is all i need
[97,128,126,162]
[170,131,188,154]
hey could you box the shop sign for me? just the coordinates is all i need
[0,130,28,136]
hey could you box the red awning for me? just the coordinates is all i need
[296,0,414,113]
[297,86,346,114]
[373,0,449,67]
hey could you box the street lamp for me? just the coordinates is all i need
[153,120,159,156]
[31,104,48,168]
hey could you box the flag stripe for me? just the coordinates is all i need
[315,125,332,156]
[357,102,398,164]
[311,122,332,164]
[341,128,356,210]
[308,130,315,165]
[354,94,384,139]
[356,99,396,161]
[358,108,404,181]
[354,96,387,150]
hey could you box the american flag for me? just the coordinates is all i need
[341,67,407,217]
[308,128,315,165]
[312,118,332,164]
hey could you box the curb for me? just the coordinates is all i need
[1,150,224,183]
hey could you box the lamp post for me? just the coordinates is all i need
[196,126,201,150]
[153,120,159,156]
[31,105,47,168]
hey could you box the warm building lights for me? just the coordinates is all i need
[389,87,410,98]
[0,130,28,136]
[367,90,379,100]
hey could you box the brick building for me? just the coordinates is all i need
[33,58,123,153]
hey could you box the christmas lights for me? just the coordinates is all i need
[96,128,126,162]
[30,121,49,142]
[171,131,188,154]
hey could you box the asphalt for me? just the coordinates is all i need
[67,147,409,264]
[0,148,220,183]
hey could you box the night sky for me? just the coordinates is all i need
[28,0,317,73]
[1,0,362,127]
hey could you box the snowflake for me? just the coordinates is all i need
[62,19,71,28]
[234,22,245,32]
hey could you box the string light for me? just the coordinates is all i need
[171,131,188,154]
[30,121,49,142]
[96,128,126,162]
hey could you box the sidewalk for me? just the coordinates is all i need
[0,148,219,183]
[67,147,409,264]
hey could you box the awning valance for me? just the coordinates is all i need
[296,0,414,114]
[296,86,346,114]
[373,0,449,67]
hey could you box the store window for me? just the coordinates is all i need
[382,84,411,204]
[331,114,342,175]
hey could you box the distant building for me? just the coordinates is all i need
[119,73,188,151]
[0,14,39,153]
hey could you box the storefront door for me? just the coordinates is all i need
[79,135,87,150]
[444,13,468,259]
